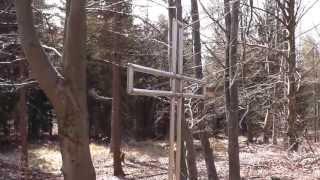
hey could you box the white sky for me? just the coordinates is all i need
[47,0,320,42]
[132,0,320,42]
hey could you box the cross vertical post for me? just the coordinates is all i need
[169,17,178,180]
[127,19,205,180]
[175,18,184,180]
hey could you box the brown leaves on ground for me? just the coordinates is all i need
[1,138,320,179]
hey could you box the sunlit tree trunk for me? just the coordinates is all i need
[15,0,96,179]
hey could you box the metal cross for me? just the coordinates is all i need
[127,19,206,180]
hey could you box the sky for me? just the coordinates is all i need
[47,0,320,43]
[132,0,320,42]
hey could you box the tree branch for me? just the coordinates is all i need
[15,0,64,106]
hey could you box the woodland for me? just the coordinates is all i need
[1,0,320,180]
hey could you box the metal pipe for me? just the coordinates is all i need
[127,63,204,84]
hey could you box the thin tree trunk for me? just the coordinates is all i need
[19,88,28,180]
[191,0,202,79]
[225,0,241,179]
[191,0,218,179]
[224,0,231,136]
[314,47,318,142]
[111,61,124,176]
[110,1,125,176]
[272,113,278,145]
[263,109,270,144]
[272,5,280,145]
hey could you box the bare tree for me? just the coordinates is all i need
[15,0,96,179]
[276,0,298,151]
[110,0,125,176]
[191,0,219,179]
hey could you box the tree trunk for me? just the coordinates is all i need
[287,0,297,151]
[183,116,198,180]
[224,0,232,136]
[225,0,241,179]
[191,0,202,79]
[276,0,298,151]
[191,0,219,179]
[19,88,28,180]
[200,130,219,180]
[111,62,124,176]
[15,1,96,179]
[18,60,28,180]
[263,109,270,144]
[110,1,125,176]
[272,113,278,145]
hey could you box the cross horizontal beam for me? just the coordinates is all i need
[127,63,204,84]
[127,63,206,99]
[129,88,206,99]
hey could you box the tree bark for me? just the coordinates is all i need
[19,88,28,180]
[191,0,219,179]
[225,0,241,179]
[263,109,270,144]
[183,114,198,180]
[191,0,202,80]
[276,0,298,151]
[200,130,219,180]
[18,60,28,180]
[110,0,125,176]
[111,61,124,176]
[15,1,96,179]
[224,0,231,136]
[272,113,278,145]
[286,0,297,151]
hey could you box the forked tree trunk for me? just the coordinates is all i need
[15,1,96,179]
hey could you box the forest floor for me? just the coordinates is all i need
[0,136,320,180]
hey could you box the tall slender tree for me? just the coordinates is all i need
[224,0,241,179]
[110,4,125,177]
[276,0,298,150]
[191,0,219,179]
[18,61,28,180]
[108,0,132,176]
